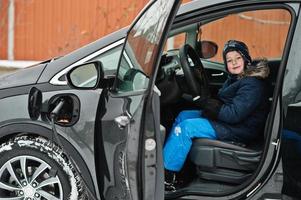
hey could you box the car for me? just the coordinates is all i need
[0,0,301,199]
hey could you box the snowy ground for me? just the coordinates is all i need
[0,60,40,75]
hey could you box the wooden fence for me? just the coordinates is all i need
[0,0,149,60]
[0,0,290,62]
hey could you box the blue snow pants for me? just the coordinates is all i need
[163,110,217,172]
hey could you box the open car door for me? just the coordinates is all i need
[96,0,182,200]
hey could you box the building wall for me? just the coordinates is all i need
[1,0,149,60]
[201,10,291,62]
[0,0,290,62]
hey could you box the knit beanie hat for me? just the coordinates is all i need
[223,40,252,72]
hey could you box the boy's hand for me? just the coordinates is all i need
[201,98,223,120]
[193,96,208,108]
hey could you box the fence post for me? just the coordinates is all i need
[8,0,14,60]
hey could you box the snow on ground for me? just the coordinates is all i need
[0,60,40,75]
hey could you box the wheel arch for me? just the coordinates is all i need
[0,122,96,197]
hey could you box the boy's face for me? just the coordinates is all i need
[226,51,245,75]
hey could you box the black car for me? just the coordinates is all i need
[0,0,301,199]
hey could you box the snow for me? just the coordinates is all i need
[0,60,40,69]
[0,135,84,200]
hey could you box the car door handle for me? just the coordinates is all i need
[211,72,224,77]
[114,111,132,129]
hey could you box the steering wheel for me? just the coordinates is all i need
[179,44,210,98]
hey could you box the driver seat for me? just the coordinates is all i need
[189,138,263,184]
[189,113,270,184]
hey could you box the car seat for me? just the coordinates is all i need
[189,137,263,184]
[189,107,273,184]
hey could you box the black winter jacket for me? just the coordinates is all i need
[209,60,270,143]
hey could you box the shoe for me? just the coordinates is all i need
[164,180,176,192]
[164,170,179,192]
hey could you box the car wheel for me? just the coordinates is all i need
[0,135,87,200]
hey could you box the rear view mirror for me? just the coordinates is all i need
[198,41,218,59]
[66,61,104,89]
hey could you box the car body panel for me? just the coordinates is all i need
[0,88,99,197]
[0,64,46,90]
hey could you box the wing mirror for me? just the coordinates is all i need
[66,61,104,89]
[197,40,218,59]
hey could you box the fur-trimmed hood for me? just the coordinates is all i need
[239,58,270,79]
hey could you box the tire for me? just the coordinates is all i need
[0,135,87,200]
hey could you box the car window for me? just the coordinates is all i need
[165,32,187,51]
[54,42,123,84]
[200,9,291,63]
[88,45,122,71]
[115,0,178,93]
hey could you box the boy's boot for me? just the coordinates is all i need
[164,169,178,192]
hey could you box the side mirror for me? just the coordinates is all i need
[197,41,218,59]
[66,61,104,89]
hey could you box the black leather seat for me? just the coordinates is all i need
[189,92,273,184]
[189,138,262,184]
